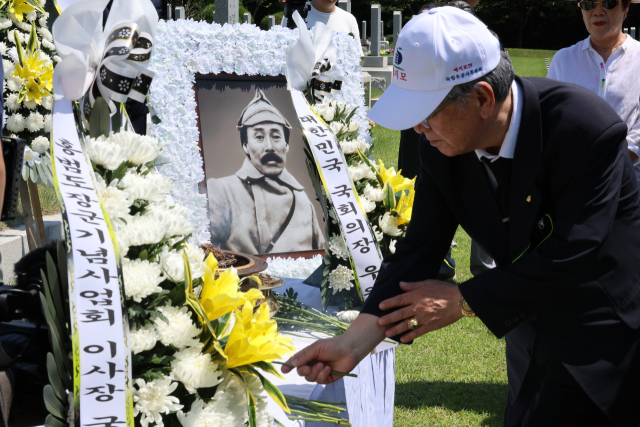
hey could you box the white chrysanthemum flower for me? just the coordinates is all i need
[329,121,344,136]
[133,375,183,427]
[26,111,44,132]
[41,96,52,110]
[7,30,26,45]
[154,303,201,349]
[7,75,23,92]
[356,138,369,153]
[319,104,334,121]
[360,195,376,213]
[37,27,53,42]
[347,120,360,133]
[246,374,275,427]
[158,244,205,282]
[327,233,349,260]
[43,114,52,132]
[328,265,354,294]
[177,397,236,427]
[0,19,11,31]
[348,163,366,181]
[39,17,48,28]
[372,225,384,242]
[171,345,222,394]
[116,214,167,248]
[25,10,37,21]
[337,310,360,324]
[129,323,159,354]
[41,38,54,50]
[108,130,163,165]
[339,139,358,154]
[6,113,25,133]
[123,258,164,303]
[38,0,47,6]
[23,98,37,110]
[3,59,14,76]
[379,212,402,237]
[5,93,19,112]
[96,176,133,223]
[84,135,133,170]
[361,163,377,180]
[53,55,61,63]
[23,146,40,167]
[336,100,347,112]
[390,239,397,254]
[38,51,50,62]
[363,182,384,202]
[148,201,196,238]
[31,136,49,154]
[120,170,173,201]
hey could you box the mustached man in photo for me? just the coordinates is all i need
[207,88,324,254]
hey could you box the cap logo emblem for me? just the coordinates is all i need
[394,47,405,72]
[454,64,473,73]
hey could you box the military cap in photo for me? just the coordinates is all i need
[237,88,293,130]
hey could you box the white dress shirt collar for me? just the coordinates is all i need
[475,80,523,163]
[581,34,635,55]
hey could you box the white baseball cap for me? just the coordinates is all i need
[367,7,501,130]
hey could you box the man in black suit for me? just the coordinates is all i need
[282,7,640,426]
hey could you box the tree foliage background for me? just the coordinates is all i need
[166,0,640,50]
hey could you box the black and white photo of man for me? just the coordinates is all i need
[206,88,324,254]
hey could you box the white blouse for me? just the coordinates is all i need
[547,35,640,176]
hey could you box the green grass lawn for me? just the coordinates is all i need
[365,47,559,423]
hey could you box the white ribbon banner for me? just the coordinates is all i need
[291,89,382,300]
[52,93,134,427]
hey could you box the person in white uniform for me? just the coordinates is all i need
[547,0,640,181]
[281,0,362,54]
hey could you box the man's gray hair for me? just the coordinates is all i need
[449,52,514,104]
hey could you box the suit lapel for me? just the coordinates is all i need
[508,77,544,262]
[454,152,512,264]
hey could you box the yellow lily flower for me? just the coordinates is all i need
[395,188,415,226]
[200,253,263,322]
[376,159,397,183]
[24,76,46,104]
[8,0,35,22]
[24,52,47,72]
[224,302,295,368]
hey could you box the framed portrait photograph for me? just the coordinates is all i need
[194,73,325,256]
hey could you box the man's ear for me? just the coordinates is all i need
[242,143,249,156]
[475,81,496,120]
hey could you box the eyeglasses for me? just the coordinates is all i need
[577,0,620,11]
[420,98,454,129]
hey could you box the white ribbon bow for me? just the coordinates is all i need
[52,0,158,117]
[285,11,343,102]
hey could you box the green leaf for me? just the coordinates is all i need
[25,0,46,14]
[46,353,67,403]
[357,149,384,187]
[250,361,285,380]
[14,31,24,67]
[27,21,39,53]
[214,312,232,337]
[111,105,123,133]
[45,414,68,427]
[38,291,63,349]
[56,240,70,322]
[17,85,27,103]
[89,97,111,139]
[46,252,66,333]
[43,385,66,420]
[139,249,148,260]
[383,181,396,210]
[229,369,257,427]
[245,366,290,413]
[151,115,162,124]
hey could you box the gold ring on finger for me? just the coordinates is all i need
[407,317,420,330]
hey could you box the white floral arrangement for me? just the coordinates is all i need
[148,20,370,244]
[309,100,415,310]
[82,129,297,427]
[0,0,57,186]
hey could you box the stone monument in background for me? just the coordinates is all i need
[214,0,238,24]
[393,11,402,50]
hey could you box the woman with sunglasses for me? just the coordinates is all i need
[548,0,640,180]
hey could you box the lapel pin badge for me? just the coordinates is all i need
[526,195,532,203]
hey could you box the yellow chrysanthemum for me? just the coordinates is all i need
[200,253,263,322]
[24,76,46,103]
[8,0,35,22]
[224,302,295,368]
